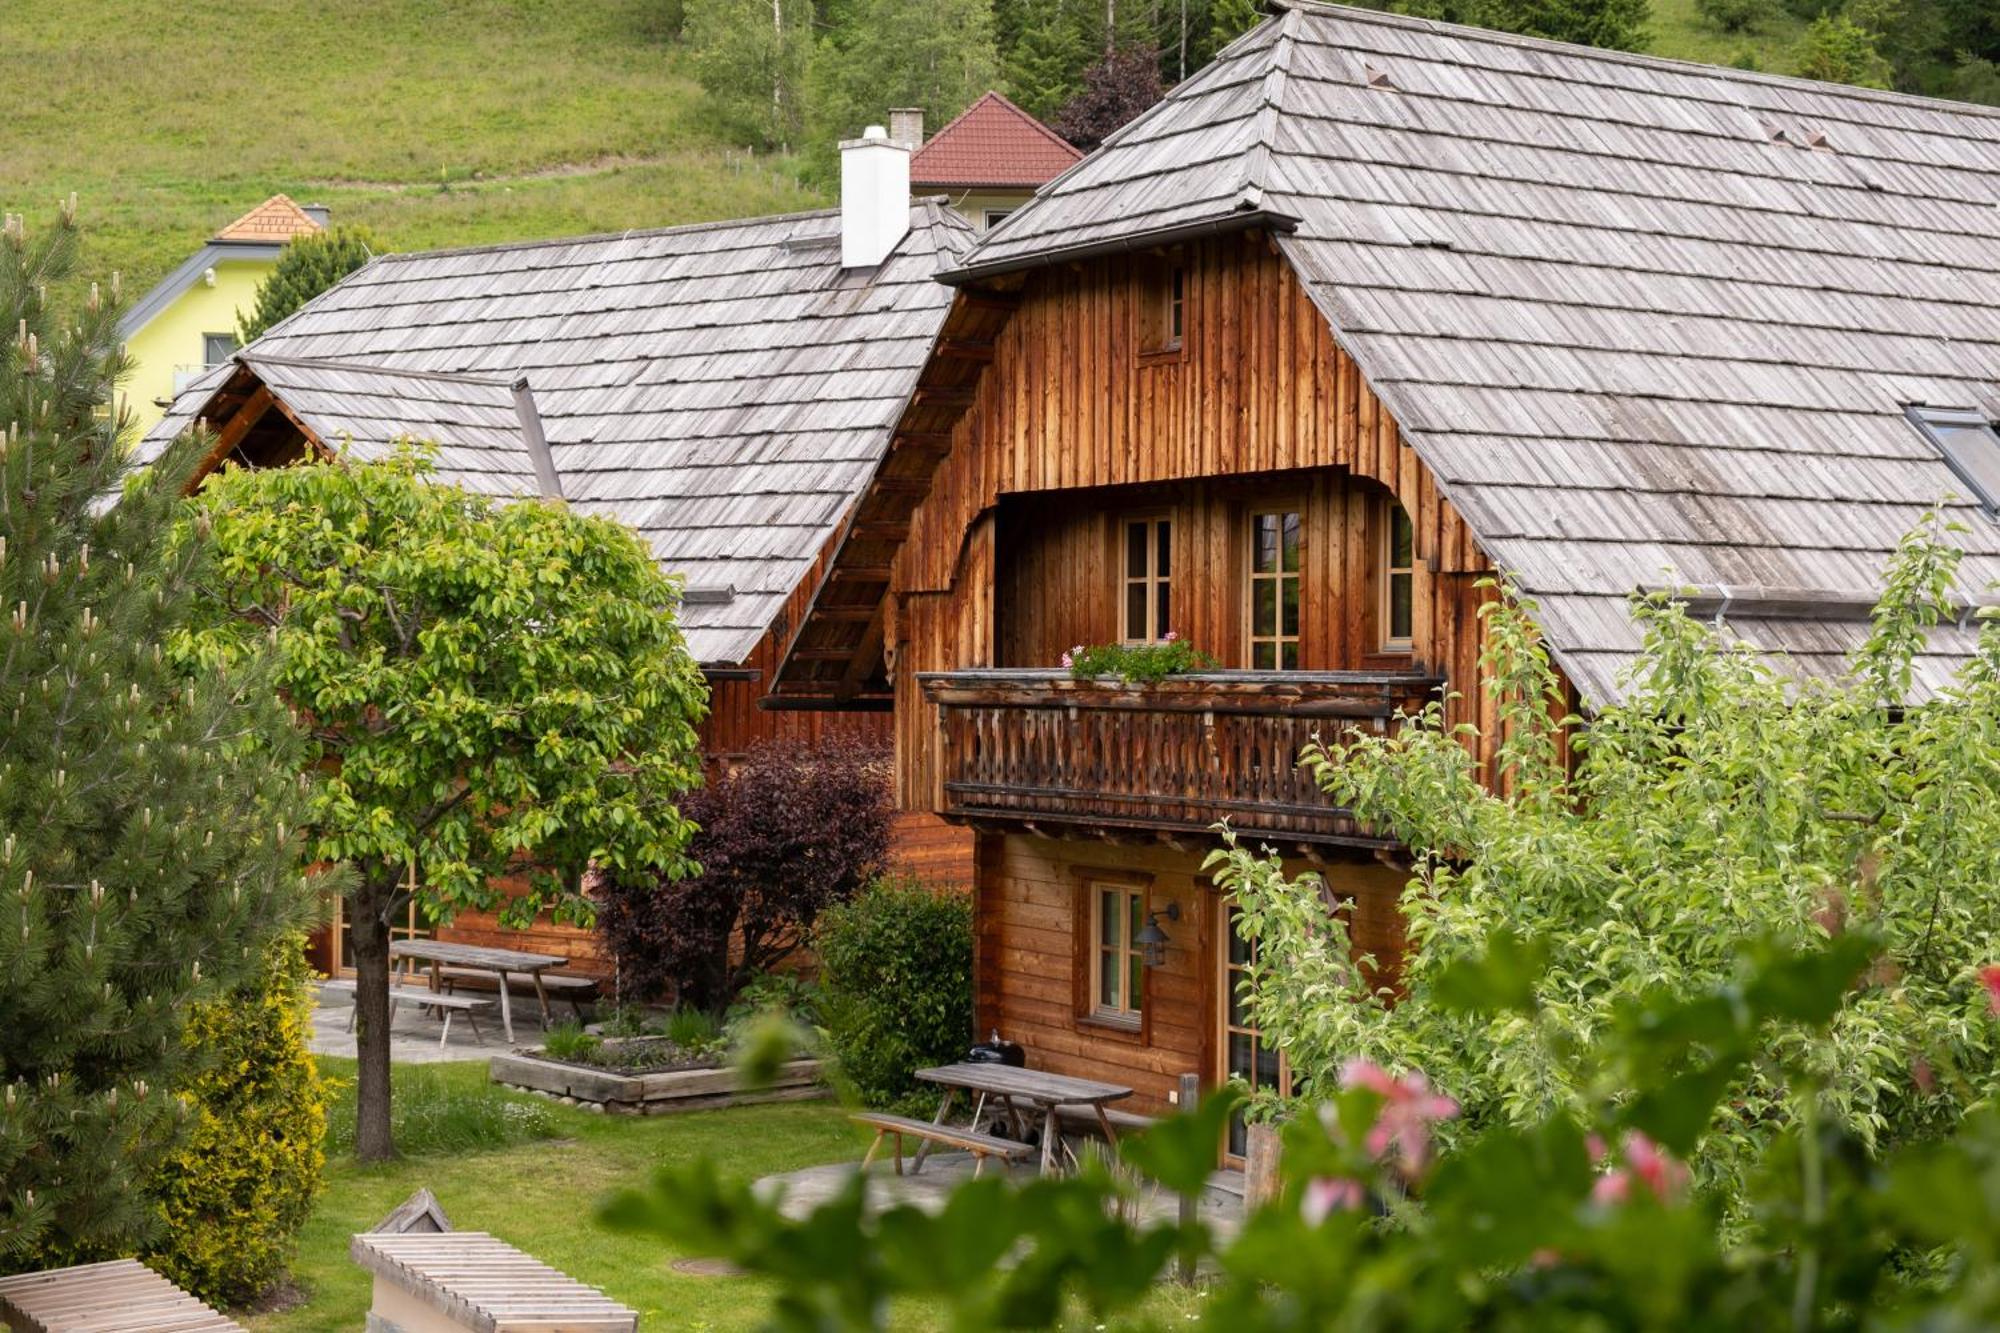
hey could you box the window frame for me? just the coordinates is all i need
[1245,505,1303,670]
[981,208,1013,230]
[1217,900,1292,1165]
[1380,500,1416,652]
[202,331,239,369]
[1083,876,1148,1031]
[1907,404,2000,515]
[1119,513,1174,644]
[1138,256,1187,361]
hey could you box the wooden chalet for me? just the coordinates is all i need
[138,181,980,973]
[772,0,2000,1144]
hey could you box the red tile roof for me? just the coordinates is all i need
[909,92,1083,190]
[212,194,323,244]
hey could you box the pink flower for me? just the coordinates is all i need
[1060,652,1073,668]
[1164,629,1179,642]
[1338,1059,1460,1177]
[1591,1132,1687,1207]
[1300,1175,1365,1224]
[1981,965,2000,1017]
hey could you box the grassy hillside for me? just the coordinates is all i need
[0,0,821,301]
[0,0,1829,306]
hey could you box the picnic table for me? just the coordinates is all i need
[389,939,568,1044]
[913,1062,1134,1177]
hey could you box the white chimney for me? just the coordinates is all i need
[841,125,911,270]
[888,108,925,149]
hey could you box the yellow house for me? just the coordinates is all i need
[120,195,326,434]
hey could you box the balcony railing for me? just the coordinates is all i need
[919,669,1442,848]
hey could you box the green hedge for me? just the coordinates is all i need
[816,880,973,1111]
[147,936,327,1307]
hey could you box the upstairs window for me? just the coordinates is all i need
[1122,516,1172,643]
[1908,405,2000,512]
[202,332,238,368]
[1248,509,1301,669]
[1139,259,1185,356]
[1382,501,1415,650]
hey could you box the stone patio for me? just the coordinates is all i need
[757,1152,1247,1241]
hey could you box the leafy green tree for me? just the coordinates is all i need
[177,444,707,1160]
[1365,0,1651,51]
[1795,11,1896,85]
[806,0,1002,179]
[1212,514,2000,1207]
[0,202,317,1263]
[237,225,379,344]
[1695,0,1774,33]
[686,0,815,149]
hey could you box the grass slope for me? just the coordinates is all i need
[1647,0,1813,76]
[262,1059,881,1332]
[0,0,821,300]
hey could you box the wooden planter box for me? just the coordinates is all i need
[489,1049,825,1115]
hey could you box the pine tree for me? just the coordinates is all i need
[237,225,379,345]
[1003,0,1093,120]
[0,203,316,1264]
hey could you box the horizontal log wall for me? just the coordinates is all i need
[975,834,1407,1113]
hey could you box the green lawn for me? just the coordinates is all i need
[0,0,823,304]
[1647,0,1812,76]
[262,1059,872,1332]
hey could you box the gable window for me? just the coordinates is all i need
[1382,501,1415,650]
[1122,516,1172,643]
[202,332,238,368]
[1090,881,1146,1025]
[1139,259,1185,356]
[1248,509,1301,669]
[982,209,1013,230]
[1908,405,2000,512]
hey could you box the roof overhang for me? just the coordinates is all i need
[939,207,1302,287]
[119,241,288,337]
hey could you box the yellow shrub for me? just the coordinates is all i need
[147,935,327,1307]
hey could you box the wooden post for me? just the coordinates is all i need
[1177,1071,1203,1285]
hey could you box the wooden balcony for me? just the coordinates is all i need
[918,669,1442,850]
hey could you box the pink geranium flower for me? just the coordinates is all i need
[1060,652,1073,668]
[1338,1059,1460,1177]
[1591,1131,1688,1206]
[1980,964,2000,1017]
[1300,1175,1365,1224]
[1164,629,1179,642]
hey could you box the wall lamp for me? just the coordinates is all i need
[1135,901,1180,968]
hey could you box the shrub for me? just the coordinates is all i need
[1694,0,1772,32]
[599,738,892,1014]
[542,1021,603,1062]
[817,880,973,1110]
[146,937,326,1307]
[1795,13,1894,87]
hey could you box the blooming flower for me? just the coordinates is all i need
[1300,1174,1365,1224]
[1060,652,1072,668]
[1338,1059,1460,1177]
[1591,1131,1688,1206]
[1164,629,1179,642]
[1981,964,2000,1017]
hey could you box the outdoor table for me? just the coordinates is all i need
[914,1061,1135,1177]
[388,939,568,1044]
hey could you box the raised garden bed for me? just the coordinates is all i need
[490,1041,825,1115]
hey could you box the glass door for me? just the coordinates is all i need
[1219,902,1291,1164]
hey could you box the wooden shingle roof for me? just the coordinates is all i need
[144,202,972,664]
[950,2,2000,702]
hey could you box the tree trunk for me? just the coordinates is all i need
[349,875,398,1162]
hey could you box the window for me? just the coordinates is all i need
[1220,903,1291,1161]
[202,332,238,368]
[1140,260,1185,356]
[1122,516,1172,643]
[1090,881,1145,1024]
[1908,405,2000,512]
[982,209,1013,230]
[1382,501,1415,650]
[1247,509,1301,669]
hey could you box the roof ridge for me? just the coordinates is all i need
[1238,6,1300,213]
[1272,0,2000,122]
[240,351,523,389]
[362,202,864,265]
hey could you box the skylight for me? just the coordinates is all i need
[1908,405,2000,513]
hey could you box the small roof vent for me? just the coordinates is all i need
[1762,121,1791,145]
[682,585,737,605]
[1804,129,1834,152]
[1364,63,1396,90]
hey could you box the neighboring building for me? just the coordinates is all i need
[140,131,976,973]
[772,0,2000,1152]
[120,195,326,433]
[898,93,1083,231]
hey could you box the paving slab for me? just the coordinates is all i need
[310,984,526,1064]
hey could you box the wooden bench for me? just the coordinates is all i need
[436,966,599,1021]
[0,1258,246,1332]
[351,1229,638,1332]
[322,978,495,1049]
[1054,1103,1157,1139]
[851,1111,1035,1179]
